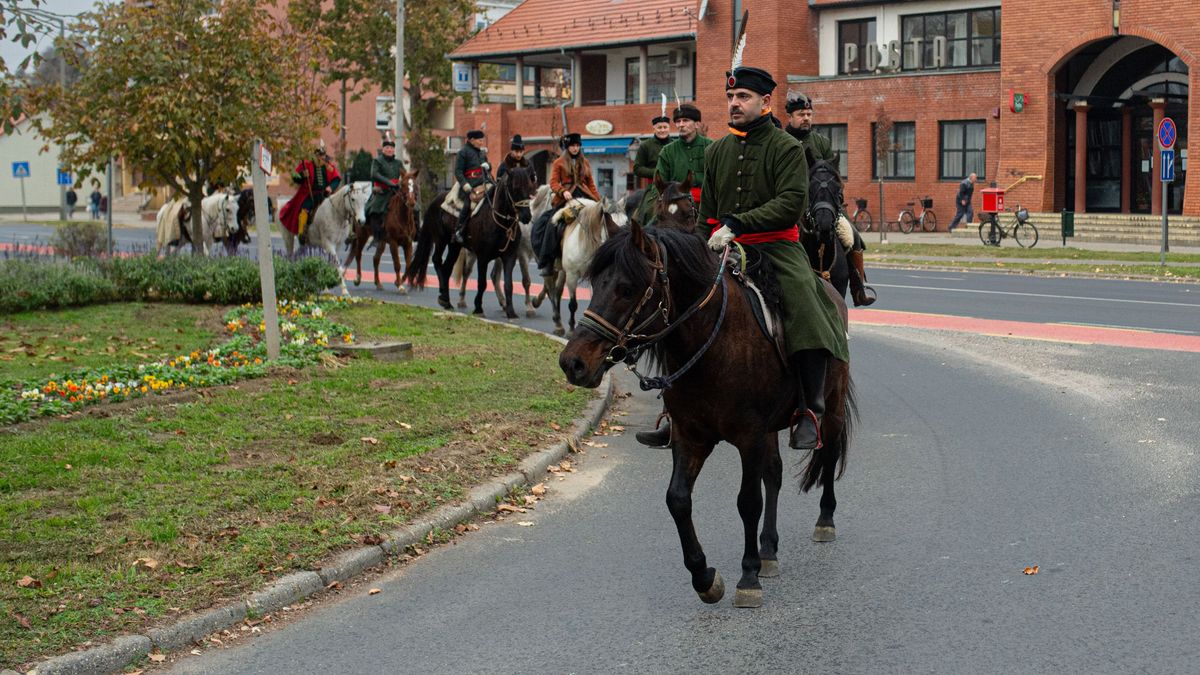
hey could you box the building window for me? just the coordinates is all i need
[901,7,1000,71]
[813,124,848,178]
[625,56,674,104]
[873,122,916,179]
[940,120,986,180]
[838,19,877,75]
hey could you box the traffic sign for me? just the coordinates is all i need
[1157,117,1177,150]
[56,169,72,186]
[1161,149,1175,183]
[11,161,30,178]
[258,144,272,175]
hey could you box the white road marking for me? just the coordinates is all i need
[872,282,1200,309]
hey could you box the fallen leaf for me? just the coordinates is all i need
[191,648,203,656]
[368,588,382,595]
[134,557,160,572]
[523,495,538,506]
[372,504,392,514]
[1022,565,1040,575]
[382,459,398,469]
[397,422,412,430]
[325,581,342,590]
[17,575,41,589]
[149,653,167,662]
[517,521,535,527]
[287,379,297,386]
[549,421,562,431]
[361,437,379,445]
[12,611,32,629]
[496,503,519,513]
[530,483,547,497]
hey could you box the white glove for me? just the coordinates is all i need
[460,182,471,191]
[707,225,735,251]
[481,162,491,171]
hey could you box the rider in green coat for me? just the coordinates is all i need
[701,67,848,452]
[636,103,712,229]
[365,138,404,239]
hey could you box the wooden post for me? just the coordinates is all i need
[251,139,281,360]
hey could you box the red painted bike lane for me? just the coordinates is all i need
[850,309,1200,354]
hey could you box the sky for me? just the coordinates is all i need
[1,0,101,71]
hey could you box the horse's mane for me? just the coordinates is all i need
[571,201,610,252]
[586,227,716,291]
[531,185,552,219]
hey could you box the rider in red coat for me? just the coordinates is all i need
[280,144,341,244]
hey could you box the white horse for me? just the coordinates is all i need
[200,191,239,256]
[155,199,194,257]
[451,183,545,317]
[281,182,371,296]
[534,197,627,336]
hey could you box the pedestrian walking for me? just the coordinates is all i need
[65,188,78,220]
[89,182,102,220]
[948,172,976,231]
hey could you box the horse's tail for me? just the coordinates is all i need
[406,197,442,289]
[799,372,854,493]
[451,249,467,285]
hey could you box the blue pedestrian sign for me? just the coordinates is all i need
[11,162,30,179]
[1161,149,1176,183]
[56,169,72,186]
[1157,117,1177,150]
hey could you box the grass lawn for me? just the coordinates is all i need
[0,302,590,669]
[868,243,1200,280]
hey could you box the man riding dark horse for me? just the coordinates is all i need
[636,103,711,230]
[452,129,492,244]
[496,134,530,180]
[785,93,876,307]
[365,137,405,241]
[280,143,341,246]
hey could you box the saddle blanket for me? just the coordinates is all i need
[441,183,491,217]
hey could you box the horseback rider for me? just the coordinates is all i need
[785,93,876,307]
[635,103,712,230]
[701,66,847,451]
[452,129,492,244]
[496,134,530,180]
[632,110,673,192]
[532,132,600,277]
[364,137,404,241]
[281,143,341,246]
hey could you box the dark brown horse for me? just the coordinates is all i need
[650,171,699,233]
[559,223,854,609]
[406,166,536,318]
[348,170,420,293]
[802,159,850,298]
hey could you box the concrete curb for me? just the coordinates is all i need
[24,322,613,675]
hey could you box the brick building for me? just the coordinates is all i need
[450,0,1197,220]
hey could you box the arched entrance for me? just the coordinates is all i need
[1056,37,1188,214]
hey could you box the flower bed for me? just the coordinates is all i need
[1,298,358,426]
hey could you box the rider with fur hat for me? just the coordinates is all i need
[280,141,341,245]
[364,135,405,240]
[785,92,877,307]
[452,129,492,244]
[531,132,600,276]
[496,134,530,180]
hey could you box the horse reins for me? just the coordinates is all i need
[579,240,730,392]
[805,167,842,281]
[486,173,523,253]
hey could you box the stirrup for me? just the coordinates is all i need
[852,285,877,307]
[634,412,672,448]
[788,409,823,451]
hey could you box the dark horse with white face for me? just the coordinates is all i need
[406,166,537,318]
[559,222,854,609]
[802,158,850,298]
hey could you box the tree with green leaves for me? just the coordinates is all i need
[0,0,54,131]
[28,0,334,254]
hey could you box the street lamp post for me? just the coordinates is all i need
[394,0,405,162]
[25,7,69,221]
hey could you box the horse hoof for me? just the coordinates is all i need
[553,327,565,337]
[375,282,383,291]
[697,570,724,604]
[733,587,763,609]
[759,559,780,578]
[505,311,518,320]
[525,309,537,318]
[457,301,467,309]
[353,278,361,287]
[812,526,837,543]
[472,309,484,316]
[397,285,408,295]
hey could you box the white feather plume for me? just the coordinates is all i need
[674,89,681,110]
[660,93,667,118]
[731,31,747,72]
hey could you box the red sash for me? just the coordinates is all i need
[690,187,702,203]
[465,168,483,179]
[707,218,800,244]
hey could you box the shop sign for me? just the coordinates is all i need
[585,119,614,136]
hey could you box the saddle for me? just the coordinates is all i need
[440,183,492,217]
[727,245,787,366]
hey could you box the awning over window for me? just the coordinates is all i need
[582,137,636,155]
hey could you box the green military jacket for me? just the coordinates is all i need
[788,126,834,164]
[453,144,490,188]
[636,133,712,226]
[365,153,404,218]
[633,135,672,181]
[700,117,848,362]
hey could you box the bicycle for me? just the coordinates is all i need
[897,196,937,234]
[978,205,1039,248]
[850,198,873,232]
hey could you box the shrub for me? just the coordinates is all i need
[1,255,342,313]
[49,220,111,259]
[0,259,118,314]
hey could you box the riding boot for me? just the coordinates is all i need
[847,248,877,307]
[453,201,470,244]
[788,350,827,451]
[297,209,309,247]
[635,411,672,448]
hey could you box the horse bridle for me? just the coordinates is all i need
[579,239,730,391]
[487,172,526,252]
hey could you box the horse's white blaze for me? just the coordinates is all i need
[668,204,679,215]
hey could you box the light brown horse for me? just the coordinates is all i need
[348,170,419,293]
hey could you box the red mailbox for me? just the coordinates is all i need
[981,188,1005,213]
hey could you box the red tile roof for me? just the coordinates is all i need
[451,0,697,60]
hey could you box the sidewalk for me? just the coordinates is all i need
[872,229,1200,255]
[0,209,153,228]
